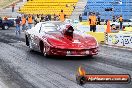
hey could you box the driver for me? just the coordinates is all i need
[63,25,74,40]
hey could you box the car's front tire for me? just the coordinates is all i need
[39,41,51,57]
[39,41,47,56]
[2,24,9,30]
[28,37,34,51]
[25,35,29,46]
[43,46,48,56]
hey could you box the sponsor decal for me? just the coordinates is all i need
[107,34,132,48]
[72,40,81,43]
[110,35,119,44]
[76,66,131,85]
[67,51,71,55]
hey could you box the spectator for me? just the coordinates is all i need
[21,15,26,32]
[12,3,15,12]
[19,16,21,21]
[89,13,92,31]
[4,16,8,20]
[55,15,59,21]
[89,12,97,32]
[15,16,21,37]
[48,14,51,21]
[119,15,123,30]
[97,15,100,25]
[66,4,68,7]
[59,10,66,22]
[79,14,82,22]
[27,14,34,29]
[73,4,75,9]
[35,14,41,24]
[41,14,44,22]
[34,14,37,25]
[53,14,57,21]
[45,15,49,21]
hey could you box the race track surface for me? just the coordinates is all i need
[0,28,132,88]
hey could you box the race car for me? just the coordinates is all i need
[25,21,98,56]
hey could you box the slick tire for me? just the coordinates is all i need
[43,45,51,58]
[43,45,47,56]
[39,41,49,57]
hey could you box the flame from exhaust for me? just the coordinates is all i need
[78,66,86,76]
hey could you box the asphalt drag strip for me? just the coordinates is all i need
[0,31,131,88]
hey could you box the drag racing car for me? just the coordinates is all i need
[25,21,98,56]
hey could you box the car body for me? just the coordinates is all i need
[100,19,106,25]
[8,17,17,26]
[129,19,132,21]
[0,19,14,30]
[110,19,132,27]
[25,21,98,56]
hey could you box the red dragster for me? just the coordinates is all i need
[25,21,98,56]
